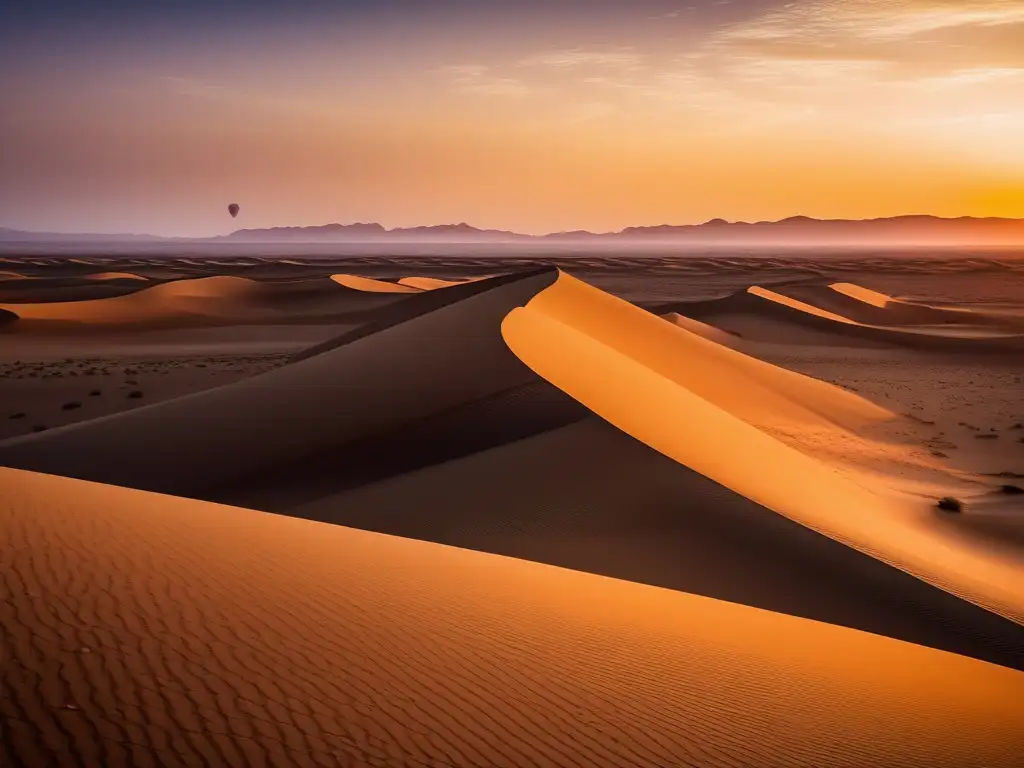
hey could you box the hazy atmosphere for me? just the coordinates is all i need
[3,0,1023,236]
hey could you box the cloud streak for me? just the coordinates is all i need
[440,64,532,96]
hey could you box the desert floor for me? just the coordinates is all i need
[2,250,1023,767]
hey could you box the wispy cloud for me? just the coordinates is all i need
[439,64,531,96]
[519,48,645,72]
[437,0,1023,140]
[718,0,1024,48]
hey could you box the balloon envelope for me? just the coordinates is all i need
[228,204,240,218]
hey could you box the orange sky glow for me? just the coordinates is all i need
[2,0,1022,236]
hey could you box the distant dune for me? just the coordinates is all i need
[81,271,148,281]
[657,282,1024,351]
[4,466,1023,767]
[397,275,467,290]
[330,273,421,293]
[0,274,411,331]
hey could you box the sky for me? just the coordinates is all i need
[1,0,1023,236]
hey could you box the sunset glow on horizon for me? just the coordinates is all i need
[2,0,1023,237]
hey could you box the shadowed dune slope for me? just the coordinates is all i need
[290,415,1024,670]
[0,270,560,497]
[0,277,150,305]
[661,311,741,347]
[213,378,591,511]
[4,467,1024,768]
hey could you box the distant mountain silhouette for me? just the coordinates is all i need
[4,216,1024,246]
[223,222,525,242]
[226,216,1024,245]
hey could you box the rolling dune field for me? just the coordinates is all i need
[1,251,1022,766]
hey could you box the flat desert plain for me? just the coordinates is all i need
[2,250,1023,767]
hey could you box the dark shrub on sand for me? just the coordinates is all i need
[937,497,964,512]
[127,390,144,399]
[61,401,82,411]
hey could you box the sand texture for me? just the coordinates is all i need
[4,466,1024,768]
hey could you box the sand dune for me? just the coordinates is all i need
[330,273,422,293]
[0,274,412,332]
[791,282,1024,330]
[4,466,1023,768]
[81,271,148,281]
[2,268,1021,670]
[0,270,29,280]
[397,275,471,290]
[501,274,1024,625]
[0,270,560,494]
[662,283,1024,351]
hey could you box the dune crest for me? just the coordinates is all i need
[501,272,1024,624]
[830,282,892,307]
[81,271,148,281]
[663,281,1024,349]
[4,466,1023,768]
[330,273,422,293]
[398,276,469,290]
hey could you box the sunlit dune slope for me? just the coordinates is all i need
[0,270,29,280]
[830,282,892,307]
[398,276,470,290]
[501,273,1024,625]
[4,466,1023,768]
[0,275,410,330]
[330,273,422,293]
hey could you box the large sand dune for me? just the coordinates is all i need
[3,466,1023,768]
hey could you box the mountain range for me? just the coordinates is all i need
[3,215,1024,246]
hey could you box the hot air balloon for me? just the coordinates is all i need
[228,203,240,218]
